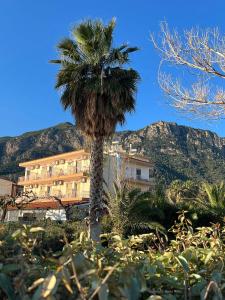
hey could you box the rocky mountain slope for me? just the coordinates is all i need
[1,121,225,184]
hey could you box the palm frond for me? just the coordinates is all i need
[51,18,139,138]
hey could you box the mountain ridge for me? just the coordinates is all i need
[1,121,225,184]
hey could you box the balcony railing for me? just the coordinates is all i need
[39,190,89,199]
[136,175,150,181]
[18,167,89,182]
[126,175,151,182]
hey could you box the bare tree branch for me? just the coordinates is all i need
[151,22,225,118]
[0,192,78,222]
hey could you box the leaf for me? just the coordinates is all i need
[98,283,109,300]
[30,227,45,233]
[31,285,43,300]
[62,278,73,294]
[12,229,21,238]
[211,271,222,283]
[190,273,202,280]
[204,251,214,264]
[41,274,57,298]
[2,264,21,274]
[112,235,122,242]
[0,273,16,300]
[28,278,44,292]
[175,255,190,273]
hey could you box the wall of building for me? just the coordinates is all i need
[0,179,13,196]
[5,208,66,221]
[22,156,90,199]
[24,158,90,181]
[124,161,151,181]
[103,153,154,192]
[24,179,91,198]
[5,202,89,222]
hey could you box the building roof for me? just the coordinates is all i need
[9,198,89,210]
[19,148,152,169]
[107,151,152,166]
[19,149,90,167]
[0,177,15,184]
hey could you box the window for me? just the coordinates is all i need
[76,160,82,172]
[136,169,141,175]
[136,169,141,179]
[47,186,51,196]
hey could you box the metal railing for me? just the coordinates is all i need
[38,189,89,199]
[19,167,90,182]
[126,175,150,182]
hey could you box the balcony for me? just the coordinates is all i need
[37,189,89,200]
[125,175,154,185]
[136,175,148,181]
[18,167,89,185]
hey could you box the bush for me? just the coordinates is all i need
[1,212,225,299]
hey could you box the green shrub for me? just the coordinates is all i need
[1,212,225,299]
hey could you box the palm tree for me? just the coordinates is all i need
[166,180,199,204]
[197,182,225,216]
[104,182,166,236]
[51,19,139,240]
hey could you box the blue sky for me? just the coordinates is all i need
[0,0,225,137]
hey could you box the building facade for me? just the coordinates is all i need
[12,148,154,220]
[104,151,154,192]
[18,149,90,209]
[0,177,21,197]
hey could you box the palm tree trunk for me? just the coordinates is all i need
[89,136,104,241]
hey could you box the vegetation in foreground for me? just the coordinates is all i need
[0,212,225,300]
[1,181,225,299]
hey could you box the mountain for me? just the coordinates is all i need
[1,121,225,184]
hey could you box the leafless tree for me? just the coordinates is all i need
[0,191,38,222]
[151,22,225,118]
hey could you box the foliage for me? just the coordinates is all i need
[102,180,225,238]
[195,182,225,218]
[166,180,200,204]
[1,212,225,299]
[51,18,139,138]
[104,182,166,236]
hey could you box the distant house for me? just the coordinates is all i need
[0,177,21,197]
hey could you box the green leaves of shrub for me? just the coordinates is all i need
[1,213,225,299]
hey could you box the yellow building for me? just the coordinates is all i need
[14,148,154,220]
[18,149,90,210]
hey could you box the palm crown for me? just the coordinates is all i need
[51,18,140,138]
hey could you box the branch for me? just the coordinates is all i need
[151,22,225,118]
[158,73,225,118]
[151,22,225,78]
